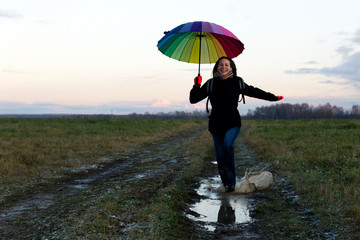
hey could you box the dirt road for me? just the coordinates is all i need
[0,128,330,239]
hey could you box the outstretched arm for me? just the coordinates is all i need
[243,83,284,102]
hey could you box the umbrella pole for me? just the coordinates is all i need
[198,32,202,76]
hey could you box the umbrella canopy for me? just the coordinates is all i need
[157,21,244,75]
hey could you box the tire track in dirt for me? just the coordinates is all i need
[0,128,204,239]
[186,136,270,239]
[1,127,328,239]
[185,136,333,240]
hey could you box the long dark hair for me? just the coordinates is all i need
[212,56,237,78]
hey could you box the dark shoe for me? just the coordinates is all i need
[225,185,235,192]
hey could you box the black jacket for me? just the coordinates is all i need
[189,76,278,136]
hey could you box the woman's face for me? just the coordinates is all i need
[217,58,232,77]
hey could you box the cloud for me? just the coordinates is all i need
[320,52,360,83]
[304,61,318,65]
[0,10,23,18]
[336,45,353,56]
[318,80,337,84]
[151,98,172,107]
[286,28,360,88]
[2,69,23,74]
[287,51,360,88]
[353,28,360,44]
[285,68,318,74]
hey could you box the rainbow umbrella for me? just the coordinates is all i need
[157,21,244,76]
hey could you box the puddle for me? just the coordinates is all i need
[187,176,251,230]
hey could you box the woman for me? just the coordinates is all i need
[189,56,283,192]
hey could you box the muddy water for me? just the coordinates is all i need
[184,137,274,239]
[186,137,264,231]
[187,176,251,231]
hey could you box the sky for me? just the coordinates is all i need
[1,0,359,115]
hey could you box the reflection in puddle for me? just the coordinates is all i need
[187,177,251,230]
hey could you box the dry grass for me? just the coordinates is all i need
[0,118,206,184]
[242,119,360,237]
[30,124,213,239]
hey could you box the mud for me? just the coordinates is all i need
[186,176,252,229]
[0,128,205,239]
[185,137,271,239]
[0,128,328,239]
[0,156,133,236]
[184,136,337,240]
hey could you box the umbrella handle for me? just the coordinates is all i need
[198,32,202,76]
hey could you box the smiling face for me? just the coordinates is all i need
[217,58,233,77]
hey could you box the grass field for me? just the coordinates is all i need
[0,118,206,206]
[0,118,212,239]
[0,118,201,179]
[242,119,360,238]
[1,118,359,238]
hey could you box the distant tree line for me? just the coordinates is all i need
[1,103,359,120]
[243,103,360,120]
[122,110,207,119]
[114,103,360,120]
[0,111,209,119]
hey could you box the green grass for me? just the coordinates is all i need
[3,118,360,238]
[242,119,360,238]
[0,118,202,178]
[0,118,207,206]
[28,127,213,239]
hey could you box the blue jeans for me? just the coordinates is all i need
[211,127,240,188]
